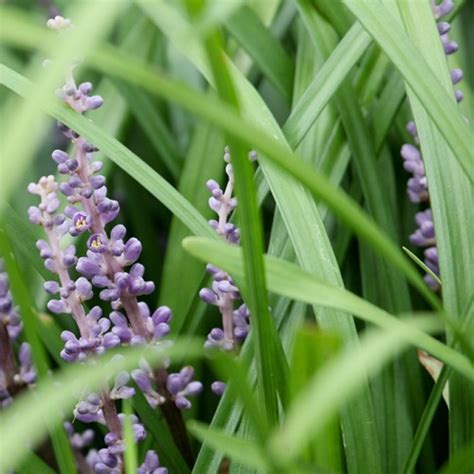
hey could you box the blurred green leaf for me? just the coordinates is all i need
[269,316,444,463]
[187,421,269,471]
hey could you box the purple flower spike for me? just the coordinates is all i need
[139,450,168,474]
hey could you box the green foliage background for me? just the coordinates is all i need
[0,0,472,473]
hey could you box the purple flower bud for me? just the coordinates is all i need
[139,450,168,474]
[123,238,142,263]
[211,381,226,396]
[199,288,218,305]
[89,175,106,190]
[52,149,69,164]
[47,299,67,314]
[79,82,93,94]
[437,21,450,35]
[85,95,103,110]
[76,277,93,299]
[28,206,42,225]
[450,68,463,84]
[455,90,464,103]
[110,224,126,241]
[44,280,60,294]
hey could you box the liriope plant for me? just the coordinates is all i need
[0,0,472,473]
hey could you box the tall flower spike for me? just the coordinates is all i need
[199,148,254,395]
[29,13,201,470]
[0,260,36,407]
[401,1,463,292]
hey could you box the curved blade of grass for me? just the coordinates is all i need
[183,237,474,379]
[0,339,204,472]
[283,20,371,147]
[269,316,445,464]
[203,26,284,425]
[342,0,473,181]
[403,365,450,474]
[403,246,442,288]
[225,5,294,101]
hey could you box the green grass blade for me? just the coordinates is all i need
[283,20,371,147]
[123,400,138,474]
[187,421,269,471]
[203,26,284,425]
[183,237,473,379]
[17,454,56,474]
[225,5,294,101]
[403,246,442,288]
[342,0,473,181]
[290,328,343,471]
[111,79,183,180]
[403,365,450,474]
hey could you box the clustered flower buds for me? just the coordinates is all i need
[0,260,36,407]
[199,147,255,394]
[401,0,463,291]
[26,15,204,473]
